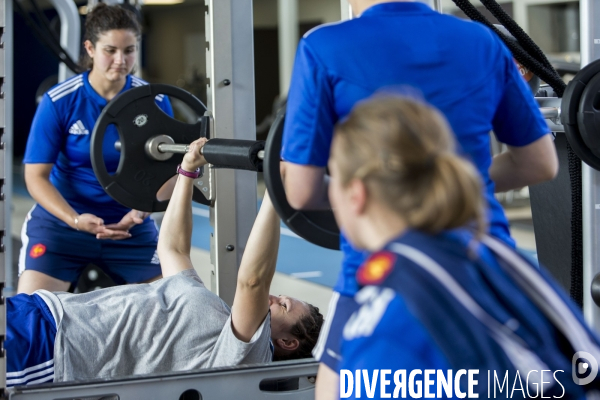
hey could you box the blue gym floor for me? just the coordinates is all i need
[12,171,538,287]
[188,203,342,287]
[12,172,342,288]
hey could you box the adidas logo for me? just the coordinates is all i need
[68,120,89,135]
[151,250,160,265]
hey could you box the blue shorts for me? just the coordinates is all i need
[6,293,56,387]
[19,208,162,285]
[311,292,359,371]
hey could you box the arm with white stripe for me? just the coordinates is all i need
[24,94,130,241]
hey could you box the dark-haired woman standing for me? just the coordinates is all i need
[18,3,173,294]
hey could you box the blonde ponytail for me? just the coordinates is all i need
[332,96,486,235]
[406,153,486,234]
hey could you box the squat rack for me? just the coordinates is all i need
[578,0,600,330]
[3,0,315,398]
[1,0,10,396]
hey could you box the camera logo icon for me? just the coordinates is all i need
[572,351,599,385]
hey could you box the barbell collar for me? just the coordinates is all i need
[539,107,560,120]
[536,96,563,132]
[158,143,190,154]
[144,135,175,161]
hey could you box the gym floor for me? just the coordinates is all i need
[9,167,536,318]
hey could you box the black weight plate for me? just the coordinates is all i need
[562,59,600,171]
[579,73,600,158]
[91,84,210,212]
[263,112,340,250]
[592,272,600,307]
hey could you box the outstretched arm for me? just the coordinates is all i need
[282,162,330,210]
[157,138,208,278]
[315,364,339,400]
[230,191,280,342]
[490,134,558,192]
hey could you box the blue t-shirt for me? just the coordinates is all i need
[24,72,173,224]
[339,231,589,399]
[281,2,550,295]
[340,286,452,399]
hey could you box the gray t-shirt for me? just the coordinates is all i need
[36,269,273,382]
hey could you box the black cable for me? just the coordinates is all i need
[450,0,583,305]
[14,0,81,74]
[470,0,583,306]
[450,0,566,96]
[28,0,81,72]
[499,36,566,96]
[27,0,80,72]
[568,148,584,307]
[27,0,60,46]
[474,0,566,94]
[478,0,553,70]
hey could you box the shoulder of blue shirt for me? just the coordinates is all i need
[301,6,504,53]
[44,73,169,104]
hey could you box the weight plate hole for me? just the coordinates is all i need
[156,175,178,202]
[162,96,204,124]
[104,123,120,177]
[593,92,600,111]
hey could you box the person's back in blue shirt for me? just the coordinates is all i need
[282,2,550,296]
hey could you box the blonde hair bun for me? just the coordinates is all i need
[332,95,486,235]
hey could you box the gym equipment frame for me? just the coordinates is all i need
[204,0,258,307]
[4,0,316,398]
[578,0,600,330]
[9,360,319,400]
[1,0,7,397]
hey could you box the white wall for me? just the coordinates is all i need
[143,4,206,85]
[254,0,341,28]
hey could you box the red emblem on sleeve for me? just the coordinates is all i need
[357,252,396,285]
[30,244,47,259]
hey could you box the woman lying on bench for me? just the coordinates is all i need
[6,138,323,386]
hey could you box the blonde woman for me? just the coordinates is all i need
[326,96,599,399]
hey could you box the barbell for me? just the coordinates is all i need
[90,83,340,249]
[91,84,265,212]
[91,70,600,250]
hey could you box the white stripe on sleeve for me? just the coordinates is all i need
[7,366,54,385]
[6,359,53,378]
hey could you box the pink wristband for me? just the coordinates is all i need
[176,164,201,179]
